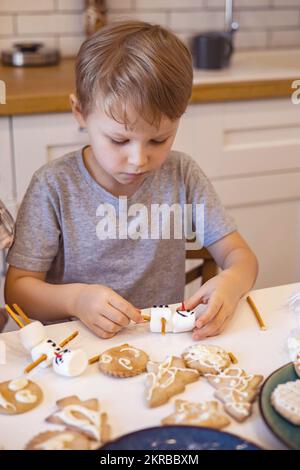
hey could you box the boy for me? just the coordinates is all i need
[0,199,14,331]
[5,21,258,340]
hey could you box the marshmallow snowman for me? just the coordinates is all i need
[150,305,196,333]
[19,321,47,351]
[52,348,88,377]
[31,339,62,368]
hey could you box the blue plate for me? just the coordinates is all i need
[259,362,300,450]
[100,426,261,450]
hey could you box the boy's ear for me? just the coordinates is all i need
[69,94,86,128]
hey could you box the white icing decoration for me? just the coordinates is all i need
[55,405,100,441]
[8,378,28,392]
[36,433,76,450]
[120,347,140,357]
[118,358,133,370]
[0,392,16,411]
[15,389,37,404]
[146,356,198,401]
[272,381,300,416]
[99,354,112,364]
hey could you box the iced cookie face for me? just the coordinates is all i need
[182,344,232,375]
[98,343,149,378]
[0,378,43,415]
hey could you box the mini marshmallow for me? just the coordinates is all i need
[52,348,88,377]
[31,339,61,368]
[150,305,173,333]
[19,321,47,351]
[172,310,196,333]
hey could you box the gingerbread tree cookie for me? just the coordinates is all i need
[46,395,110,444]
[162,399,230,429]
[145,356,199,408]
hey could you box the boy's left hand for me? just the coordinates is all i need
[184,271,241,340]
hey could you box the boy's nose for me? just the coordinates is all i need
[127,147,148,168]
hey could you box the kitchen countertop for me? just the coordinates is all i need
[0,282,299,450]
[0,48,300,116]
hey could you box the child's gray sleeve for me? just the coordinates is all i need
[184,157,237,248]
[6,174,61,272]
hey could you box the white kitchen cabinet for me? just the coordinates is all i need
[175,98,300,290]
[12,113,89,204]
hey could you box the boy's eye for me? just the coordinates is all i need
[110,139,129,145]
[151,139,168,145]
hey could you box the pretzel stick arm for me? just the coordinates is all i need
[5,305,24,329]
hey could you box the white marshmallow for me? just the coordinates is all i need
[52,348,88,377]
[150,305,173,333]
[172,310,195,333]
[19,321,47,351]
[31,339,61,368]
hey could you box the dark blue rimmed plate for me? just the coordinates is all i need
[259,362,300,450]
[100,426,261,450]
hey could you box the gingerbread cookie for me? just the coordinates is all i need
[46,395,110,443]
[98,343,149,378]
[162,399,230,429]
[205,366,263,402]
[271,380,300,425]
[214,387,253,422]
[145,356,199,408]
[25,429,91,450]
[182,344,231,375]
[0,377,43,415]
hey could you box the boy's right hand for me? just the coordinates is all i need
[73,284,142,339]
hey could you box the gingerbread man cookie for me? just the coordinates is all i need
[46,395,110,444]
[182,344,232,375]
[25,429,92,450]
[0,377,43,415]
[145,356,199,408]
[271,380,300,425]
[162,399,230,429]
[98,343,149,378]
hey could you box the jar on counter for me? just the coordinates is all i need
[85,0,107,36]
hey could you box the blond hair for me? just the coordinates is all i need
[75,20,193,128]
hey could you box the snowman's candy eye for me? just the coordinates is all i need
[55,347,60,351]
[63,349,70,353]
[159,305,163,308]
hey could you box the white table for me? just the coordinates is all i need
[1,282,300,450]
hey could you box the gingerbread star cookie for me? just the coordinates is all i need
[46,395,110,444]
[271,380,300,425]
[98,343,149,378]
[182,344,232,375]
[162,399,230,429]
[0,377,43,415]
[145,356,199,408]
[25,429,92,450]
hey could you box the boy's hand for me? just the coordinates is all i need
[184,271,241,340]
[73,284,142,339]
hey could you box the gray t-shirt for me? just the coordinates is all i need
[7,148,236,309]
